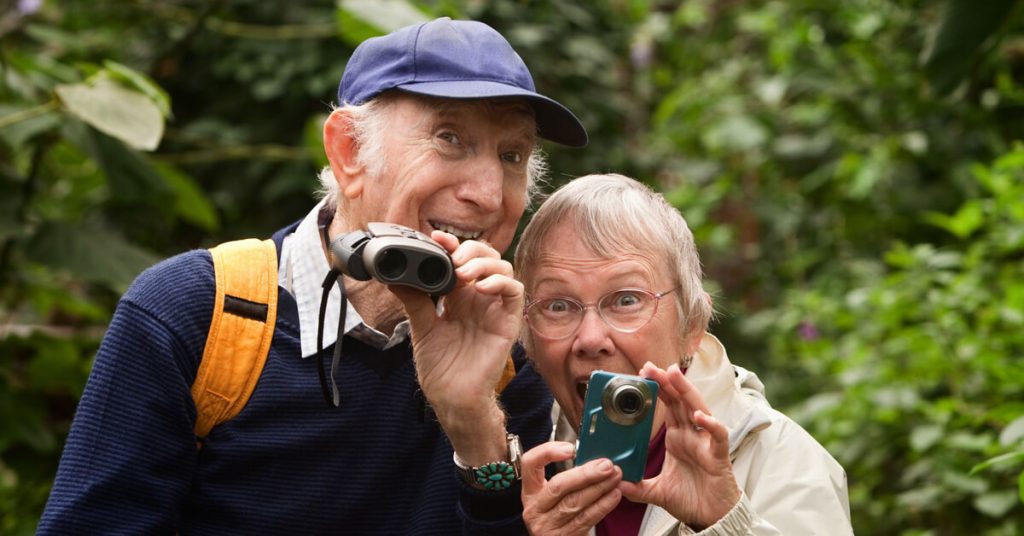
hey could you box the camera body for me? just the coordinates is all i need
[575,370,659,482]
[330,222,456,296]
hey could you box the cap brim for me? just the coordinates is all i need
[395,81,588,148]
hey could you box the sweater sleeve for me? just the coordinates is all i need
[37,251,215,535]
[456,346,553,535]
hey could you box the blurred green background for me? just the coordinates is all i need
[2,0,1023,533]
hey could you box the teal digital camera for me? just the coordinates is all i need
[575,370,659,482]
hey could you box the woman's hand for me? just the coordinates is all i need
[619,362,742,530]
[521,441,623,536]
[392,231,524,464]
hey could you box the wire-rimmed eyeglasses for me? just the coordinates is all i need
[523,287,679,340]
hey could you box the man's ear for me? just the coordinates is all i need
[323,109,365,199]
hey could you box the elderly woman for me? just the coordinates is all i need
[514,174,852,535]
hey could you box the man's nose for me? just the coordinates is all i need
[454,155,504,212]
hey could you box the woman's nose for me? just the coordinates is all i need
[571,308,614,358]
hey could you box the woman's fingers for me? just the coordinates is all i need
[529,458,621,514]
[664,364,712,416]
[523,463,624,535]
[521,442,576,497]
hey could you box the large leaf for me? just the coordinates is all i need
[102,61,172,119]
[23,220,160,293]
[153,162,220,231]
[921,0,1022,96]
[54,73,165,151]
[60,119,171,205]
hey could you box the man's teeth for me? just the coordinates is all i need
[432,223,481,240]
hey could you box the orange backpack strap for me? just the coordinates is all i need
[192,238,278,440]
[496,355,517,394]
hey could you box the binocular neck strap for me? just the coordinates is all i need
[316,268,345,408]
[317,223,346,408]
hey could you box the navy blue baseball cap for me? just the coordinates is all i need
[338,17,588,147]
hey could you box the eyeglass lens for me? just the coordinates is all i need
[527,289,660,339]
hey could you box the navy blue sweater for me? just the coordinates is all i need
[38,224,552,535]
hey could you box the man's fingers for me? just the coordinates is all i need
[389,285,438,329]
[449,238,501,266]
[456,257,514,282]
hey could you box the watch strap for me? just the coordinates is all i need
[454,433,522,491]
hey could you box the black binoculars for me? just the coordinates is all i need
[330,223,456,296]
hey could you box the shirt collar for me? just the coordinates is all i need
[278,200,410,358]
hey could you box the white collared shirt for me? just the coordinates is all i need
[278,200,410,358]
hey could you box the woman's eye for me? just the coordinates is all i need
[611,291,643,308]
[543,299,573,314]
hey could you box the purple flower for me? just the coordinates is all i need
[798,321,819,341]
[18,0,42,15]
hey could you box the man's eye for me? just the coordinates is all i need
[439,132,461,145]
[502,151,523,163]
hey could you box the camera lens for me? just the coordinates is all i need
[376,248,408,280]
[614,387,644,415]
[602,378,652,426]
[417,257,449,288]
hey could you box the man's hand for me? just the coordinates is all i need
[392,231,524,465]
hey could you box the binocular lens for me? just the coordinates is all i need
[417,257,449,288]
[376,249,408,280]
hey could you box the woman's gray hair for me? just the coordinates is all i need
[514,173,713,345]
[317,93,549,210]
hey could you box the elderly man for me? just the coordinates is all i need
[38,18,586,535]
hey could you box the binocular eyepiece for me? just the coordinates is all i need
[330,223,456,296]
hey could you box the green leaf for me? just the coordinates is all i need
[102,60,172,119]
[54,73,165,151]
[153,162,220,231]
[702,115,767,152]
[0,102,61,150]
[1000,416,1024,447]
[922,0,1021,96]
[304,113,330,169]
[61,119,172,205]
[973,490,1019,518]
[971,450,1024,475]
[24,220,160,293]
[910,424,944,452]
[924,200,986,238]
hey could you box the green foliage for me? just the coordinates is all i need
[754,146,1024,533]
[2,0,1023,533]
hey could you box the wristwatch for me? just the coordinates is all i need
[454,433,523,491]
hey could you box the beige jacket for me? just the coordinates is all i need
[551,333,853,535]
